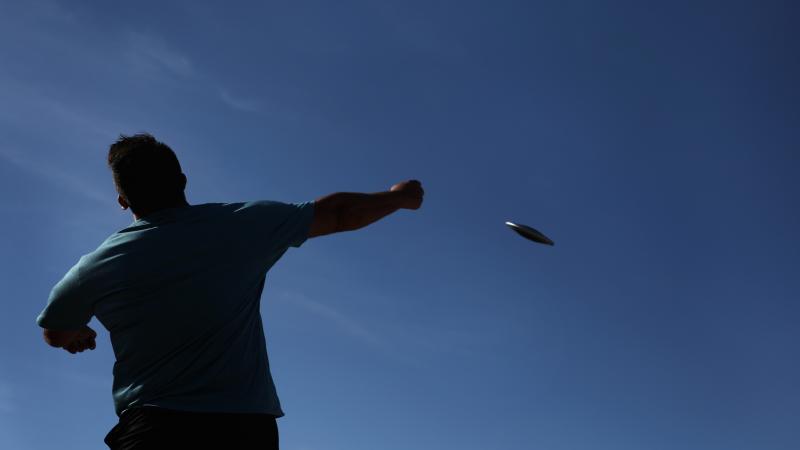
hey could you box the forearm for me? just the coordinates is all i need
[337,204,400,232]
[315,191,408,232]
[309,181,423,237]
[316,191,408,212]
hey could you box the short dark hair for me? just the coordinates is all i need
[108,133,185,215]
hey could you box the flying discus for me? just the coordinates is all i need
[505,221,554,246]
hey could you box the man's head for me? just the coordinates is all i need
[108,133,187,217]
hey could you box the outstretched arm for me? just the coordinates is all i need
[309,180,424,237]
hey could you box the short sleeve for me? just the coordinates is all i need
[36,260,94,330]
[236,200,316,252]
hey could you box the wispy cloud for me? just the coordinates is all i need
[3,5,266,118]
[126,32,195,78]
[0,77,128,208]
[219,89,260,113]
[0,148,112,206]
[0,78,125,141]
[123,33,265,114]
[278,291,385,348]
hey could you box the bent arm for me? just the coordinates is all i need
[42,326,97,354]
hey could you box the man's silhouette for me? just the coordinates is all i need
[36,134,424,449]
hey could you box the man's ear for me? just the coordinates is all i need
[179,173,187,191]
[117,194,129,210]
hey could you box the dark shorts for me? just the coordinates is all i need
[104,406,279,450]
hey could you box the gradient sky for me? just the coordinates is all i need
[1,1,799,449]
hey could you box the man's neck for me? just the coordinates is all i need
[133,200,190,221]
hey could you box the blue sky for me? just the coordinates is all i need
[1,1,798,449]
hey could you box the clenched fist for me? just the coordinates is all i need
[64,325,97,354]
[390,180,424,210]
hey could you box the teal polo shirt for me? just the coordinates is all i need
[36,200,315,417]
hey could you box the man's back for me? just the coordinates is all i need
[38,201,315,417]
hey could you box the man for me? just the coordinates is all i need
[36,133,424,449]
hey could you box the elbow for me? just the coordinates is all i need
[308,202,343,237]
